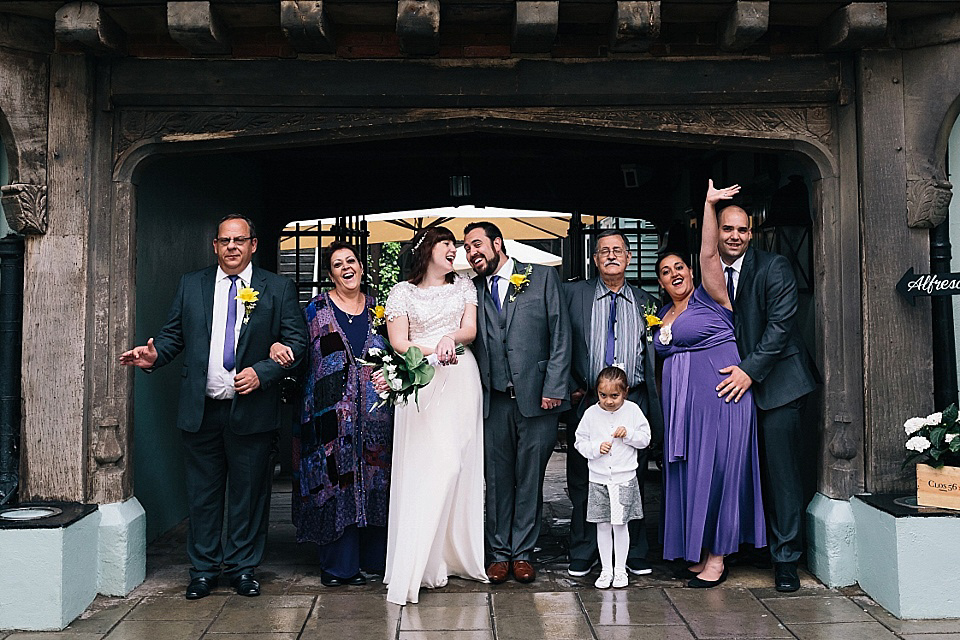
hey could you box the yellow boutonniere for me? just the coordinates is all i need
[371,305,386,328]
[508,265,534,302]
[235,286,260,324]
[642,300,661,343]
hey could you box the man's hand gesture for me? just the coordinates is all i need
[119,338,158,369]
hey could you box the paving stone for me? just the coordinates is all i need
[594,625,695,640]
[787,621,899,640]
[852,596,960,635]
[220,595,314,610]
[202,634,299,640]
[399,605,490,631]
[105,620,209,640]
[310,594,401,621]
[406,592,489,608]
[666,587,792,638]
[493,614,594,640]
[580,588,683,626]
[126,596,229,621]
[5,634,104,640]
[207,607,311,634]
[65,598,138,633]
[901,635,960,640]
[398,632,494,640]
[761,596,874,624]
[298,618,398,640]
[492,592,581,618]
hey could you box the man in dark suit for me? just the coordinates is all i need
[464,222,571,585]
[120,214,308,600]
[714,205,819,593]
[563,229,664,578]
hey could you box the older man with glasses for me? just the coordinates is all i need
[562,229,664,578]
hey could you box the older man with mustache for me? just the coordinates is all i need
[562,229,664,578]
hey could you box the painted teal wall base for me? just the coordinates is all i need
[97,498,146,596]
[851,496,960,618]
[135,154,265,542]
[806,493,858,587]
[0,511,100,630]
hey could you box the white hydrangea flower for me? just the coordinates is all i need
[924,412,943,426]
[906,435,932,452]
[946,433,958,444]
[904,417,926,435]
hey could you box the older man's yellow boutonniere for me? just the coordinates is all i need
[642,300,661,343]
[508,265,534,302]
[235,286,260,324]
[371,305,386,329]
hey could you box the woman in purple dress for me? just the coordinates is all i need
[653,180,766,588]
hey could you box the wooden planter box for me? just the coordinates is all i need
[916,463,960,510]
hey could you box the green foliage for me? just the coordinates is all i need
[375,242,402,303]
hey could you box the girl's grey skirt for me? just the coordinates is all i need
[586,476,643,525]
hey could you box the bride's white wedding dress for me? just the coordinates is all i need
[382,276,487,605]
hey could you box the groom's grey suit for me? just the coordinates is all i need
[472,260,571,563]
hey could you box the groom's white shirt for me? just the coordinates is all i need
[486,257,515,310]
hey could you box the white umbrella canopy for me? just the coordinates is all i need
[453,239,561,276]
[279,205,602,250]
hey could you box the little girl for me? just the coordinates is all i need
[574,366,652,589]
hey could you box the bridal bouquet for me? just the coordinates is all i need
[359,343,464,409]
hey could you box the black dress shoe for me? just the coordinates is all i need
[185,576,217,600]
[774,562,800,592]
[321,571,345,587]
[345,572,367,586]
[687,567,728,589]
[230,573,260,597]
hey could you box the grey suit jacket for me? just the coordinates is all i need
[732,247,819,410]
[150,265,309,434]
[472,261,572,419]
[562,277,664,445]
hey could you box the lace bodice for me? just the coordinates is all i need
[384,276,478,344]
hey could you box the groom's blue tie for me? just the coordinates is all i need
[223,275,239,371]
[604,291,618,367]
[725,266,736,307]
[491,275,502,314]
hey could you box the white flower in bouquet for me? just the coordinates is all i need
[906,435,932,452]
[389,376,403,391]
[924,412,943,426]
[367,348,383,357]
[904,417,926,435]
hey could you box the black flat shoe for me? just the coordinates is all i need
[230,573,260,597]
[345,572,367,586]
[674,566,700,580]
[687,568,728,589]
[321,571,345,587]
[185,576,217,600]
[774,562,800,592]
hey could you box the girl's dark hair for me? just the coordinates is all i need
[325,241,361,272]
[655,251,688,274]
[408,226,457,286]
[596,366,629,392]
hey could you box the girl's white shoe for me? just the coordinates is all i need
[595,570,613,589]
[612,569,629,588]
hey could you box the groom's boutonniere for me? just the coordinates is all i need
[642,300,662,343]
[508,265,533,302]
[235,286,260,324]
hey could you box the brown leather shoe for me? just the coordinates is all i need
[486,561,510,584]
[512,560,536,583]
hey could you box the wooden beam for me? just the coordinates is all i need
[0,12,55,54]
[166,1,230,55]
[895,10,960,49]
[719,1,768,52]
[54,1,125,55]
[512,1,559,54]
[820,2,887,52]
[397,0,439,56]
[609,1,660,53]
[280,0,336,54]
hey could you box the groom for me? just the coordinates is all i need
[464,222,571,584]
[120,214,308,600]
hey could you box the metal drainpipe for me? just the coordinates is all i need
[931,218,959,408]
[0,233,24,505]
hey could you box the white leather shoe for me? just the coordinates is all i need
[612,569,629,588]
[594,570,613,589]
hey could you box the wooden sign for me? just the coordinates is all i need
[916,463,960,510]
[896,267,960,306]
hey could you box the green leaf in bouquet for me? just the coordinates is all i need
[410,361,436,386]
[403,346,426,369]
[930,426,947,448]
[951,437,960,453]
[943,403,959,425]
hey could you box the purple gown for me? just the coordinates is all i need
[654,286,766,562]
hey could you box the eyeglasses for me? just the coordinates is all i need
[595,247,627,257]
[215,236,253,247]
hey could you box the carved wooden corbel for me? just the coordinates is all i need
[397,0,440,56]
[609,1,661,53]
[906,177,953,228]
[55,1,126,55]
[1,183,48,234]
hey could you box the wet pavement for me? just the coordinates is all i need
[6,452,960,639]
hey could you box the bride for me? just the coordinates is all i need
[381,226,487,605]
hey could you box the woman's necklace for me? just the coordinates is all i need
[332,291,365,323]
